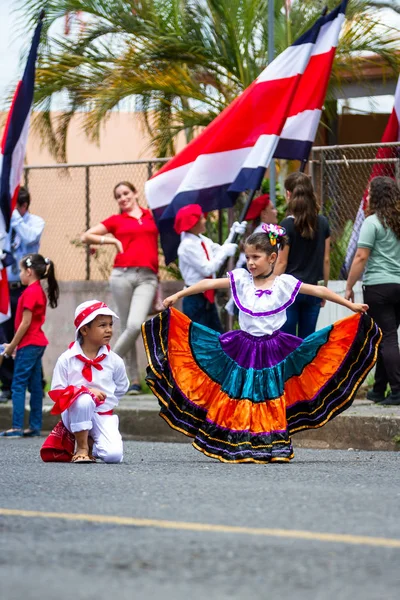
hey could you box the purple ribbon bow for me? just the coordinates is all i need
[255,289,272,297]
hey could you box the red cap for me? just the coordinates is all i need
[174,204,203,234]
[244,194,270,221]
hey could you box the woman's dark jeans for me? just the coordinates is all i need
[363,283,400,395]
[183,294,223,333]
[281,293,322,339]
[12,345,46,431]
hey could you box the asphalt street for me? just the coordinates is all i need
[0,440,399,600]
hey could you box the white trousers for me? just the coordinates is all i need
[62,394,123,463]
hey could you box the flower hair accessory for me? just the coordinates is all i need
[25,257,32,267]
[44,257,51,264]
[261,223,286,246]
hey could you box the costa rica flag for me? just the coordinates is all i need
[0,12,44,323]
[145,1,348,263]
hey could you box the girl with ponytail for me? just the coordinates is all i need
[0,254,59,437]
[275,173,331,338]
[141,224,380,465]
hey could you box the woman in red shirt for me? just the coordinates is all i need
[0,253,59,437]
[81,181,159,394]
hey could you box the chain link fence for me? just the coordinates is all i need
[23,159,168,281]
[311,142,400,279]
[24,143,400,282]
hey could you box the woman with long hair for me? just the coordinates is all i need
[81,181,159,395]
[274,172,330,338]
[346,176,400,406]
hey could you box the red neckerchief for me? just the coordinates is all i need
[75,353,107,382]
[200,240,215,304]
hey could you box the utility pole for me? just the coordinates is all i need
[268,0,276,205]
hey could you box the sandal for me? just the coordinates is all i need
[0,428,23,438]
[71,452,96,463]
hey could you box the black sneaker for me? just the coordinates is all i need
[126,383,142,395]
[379,392,400,406]
[0,389,12,403]
[366,389,386,403]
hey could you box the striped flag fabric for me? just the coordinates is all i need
[145,1,348,263]
[274,1,347,161]
[0,12,44,323]
[341,74,400,278]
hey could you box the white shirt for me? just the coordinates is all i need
[51,341,129,412]
[178,232,229,286]
[6,210,45,282]
[228,269,301,336]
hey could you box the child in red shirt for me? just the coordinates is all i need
[0,254,59,437]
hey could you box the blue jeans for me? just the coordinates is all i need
[183,294,223,333]
[12,345,46,431]
[281,293,321,339]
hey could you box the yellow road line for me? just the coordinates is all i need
[1,508,399,549]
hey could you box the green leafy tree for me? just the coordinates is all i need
[18,0,400,160]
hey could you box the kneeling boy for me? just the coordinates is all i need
[41,300,129,463]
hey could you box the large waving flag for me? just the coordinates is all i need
[145,1,348,263]
[341,74,400,278]
[0,11,44,324]
[274,2,347,161]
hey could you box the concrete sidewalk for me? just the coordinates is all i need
[0,394,399,452]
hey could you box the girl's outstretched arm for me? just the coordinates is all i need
[299,283,368,314]
[163,278,230,308]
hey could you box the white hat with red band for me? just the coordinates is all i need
[74,300,118,338]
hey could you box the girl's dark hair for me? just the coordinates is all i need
[21,254,59,309]
[113,181,137,198]
[284,172,319,239]
[368,176,400,239]
[245,231,287,255]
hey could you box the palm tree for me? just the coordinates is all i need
[18,0,400,160]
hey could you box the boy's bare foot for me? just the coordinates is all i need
[72,430,95,462]
[88,436,96,461]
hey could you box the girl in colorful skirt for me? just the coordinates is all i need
[142,224,381,463]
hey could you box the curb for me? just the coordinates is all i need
[1,400,400,452]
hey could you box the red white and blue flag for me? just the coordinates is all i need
[341,74,400,278]
[0,12,44,323]
[274,2,346,161]
[145,1,348,263]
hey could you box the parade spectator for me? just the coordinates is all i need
[345,176,400,406]
[174,204,245,332]
[142,224,378,464]
[0,254,59,437]
[0,187,45,402]
[275,173,330,338]
[80,182,158,395]
[41,300,129,463]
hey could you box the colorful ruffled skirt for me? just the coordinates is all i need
[142,308,381,463]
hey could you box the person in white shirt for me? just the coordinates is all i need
[174,204,246,332]
[0,187,45,402]
[41,300,129,463]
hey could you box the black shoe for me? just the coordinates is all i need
[366,389,386,403]
[0,390,12,403]
[379,392,400,406]
[126,383,142,395]
[23,429,41,437]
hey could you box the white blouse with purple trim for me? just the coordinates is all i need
[228,269,302,336]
